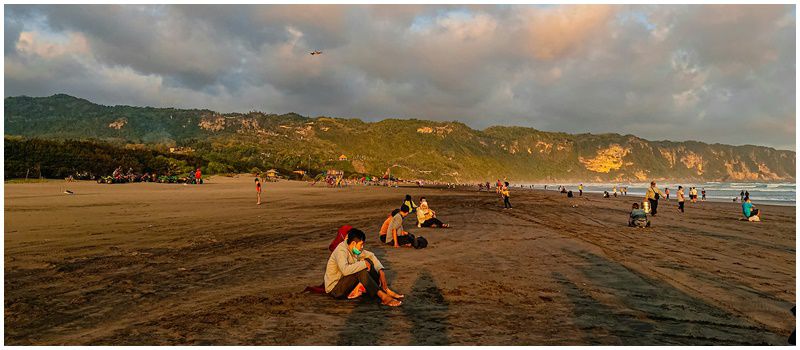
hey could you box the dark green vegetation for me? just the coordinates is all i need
[5,94,795,182]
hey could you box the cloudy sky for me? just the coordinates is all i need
[4,4,796,150]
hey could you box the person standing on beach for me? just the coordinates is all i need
[740,190,745,201]
[194,168,202,184]
[745,190,750,199]
[645,181,666,216]
[665,187,670,200]
[613,186,618,197]
[255,177,262,205]
[501,182,512,209]
[578,183,583,196]
[677,186,685,213]
[701,188,706,201]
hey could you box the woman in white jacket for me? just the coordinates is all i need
[416,198,449,228]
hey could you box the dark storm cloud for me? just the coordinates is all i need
[4,4,795,150]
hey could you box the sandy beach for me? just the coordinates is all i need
[4,176,796,345]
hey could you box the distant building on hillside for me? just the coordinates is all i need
[338,154,348,161]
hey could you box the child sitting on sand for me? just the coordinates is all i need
[628,203,650,228]
[416,198,450,228]
[742,197,761,222]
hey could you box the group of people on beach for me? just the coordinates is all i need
[629,181,761,227]
[321,193,452,306]
[312,175,766,306]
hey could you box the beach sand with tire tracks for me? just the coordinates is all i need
[4,176,795,345]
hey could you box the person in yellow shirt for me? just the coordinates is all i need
[501,182,512,209]
[645,181,667,216]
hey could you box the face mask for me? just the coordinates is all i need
[351,247,361,256]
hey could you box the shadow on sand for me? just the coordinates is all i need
[554,249,783,345]
[336,252,450,346]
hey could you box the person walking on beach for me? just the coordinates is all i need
[691,187,699,203]
[194,168,202,184]
[745,190,750,199]
[677,186,685,213]
[645,181,666,216]
[579,183,583,196]
[613,186,618,197]
[701,188,706,201]
[325,229,403,306]
[665,187,670,200]
[501,182,512,209]
[255,177,262,205]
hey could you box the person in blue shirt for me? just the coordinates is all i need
[628,202,650,228]
[742,196,761,221]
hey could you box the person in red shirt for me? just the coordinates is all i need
[194,168,202,184]
[255,177,262,205]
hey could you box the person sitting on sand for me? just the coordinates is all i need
[387,205,414,248]
[325,228,403,306]
[628,203,650,228]
[380,209,401,243]
[603,191,610,198]
[402,195,418,214]
[742,196,761,222]
[416,198,450,228]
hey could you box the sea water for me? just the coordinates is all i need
[520,182,796,206]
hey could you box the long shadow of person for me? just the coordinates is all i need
[335,247,397,345]
[403,269,450,345]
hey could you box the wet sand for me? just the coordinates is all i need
[4,176,796,345]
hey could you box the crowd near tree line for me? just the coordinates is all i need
[5,136,359,181]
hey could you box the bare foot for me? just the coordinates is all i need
[347,283,366,299]
[442,224,450,228]
[381,298,402,307]
[386,288,404,300]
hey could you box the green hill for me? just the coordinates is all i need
[5,94,795,182]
